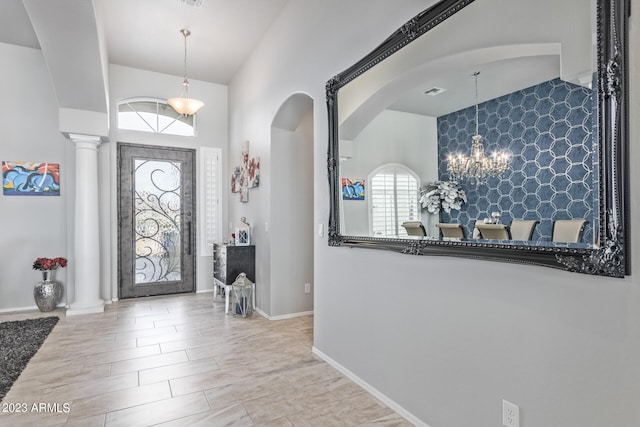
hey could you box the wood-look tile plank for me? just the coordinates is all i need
[169,370,243,397]
[203,373,292,411]
[83,344,161,367]
[135,328,203,347]
[109,350,189,375]
[2,372,135,407]
[153,403,253,427]
[68,381,172,420]
[139,356,220,385]
[7,364,112,394]
[113,325,178,342]
[104,391,210,427]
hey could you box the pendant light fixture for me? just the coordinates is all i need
[446,71,509,185]
[167,29,204,116]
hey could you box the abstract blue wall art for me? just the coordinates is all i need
[3,161,61,196]
[342,178,365,200]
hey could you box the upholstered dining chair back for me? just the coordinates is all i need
[475,223,510,240]
[552,219,586,243]
[401,221,427,236]
[510,220,539,241]
[436,223,465,238]
[472,220,484,239]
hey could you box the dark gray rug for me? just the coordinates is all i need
[0,316,59,401]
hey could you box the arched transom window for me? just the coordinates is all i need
[117,99,196,137]
[368,164,420,237]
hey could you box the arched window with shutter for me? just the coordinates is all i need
[368,163,420,237]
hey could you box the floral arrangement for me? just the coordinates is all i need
[419,181,467,214]
[32,257,68,271]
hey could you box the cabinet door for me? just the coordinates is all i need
[226,246,255,284]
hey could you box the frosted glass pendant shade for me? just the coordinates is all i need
[167,29,204,116]
[167,96,204,116]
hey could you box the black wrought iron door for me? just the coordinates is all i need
[118,143,196,298]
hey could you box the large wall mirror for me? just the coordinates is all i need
[326,0,630,277]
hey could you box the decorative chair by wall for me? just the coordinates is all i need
[552,219,587,243]
[436,223,465,238]
[401,221,427,236]
[510,220,539,241]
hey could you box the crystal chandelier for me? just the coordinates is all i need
[446,71,509,184]
[168,29,204,116]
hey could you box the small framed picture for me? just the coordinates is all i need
[235,227,250,246]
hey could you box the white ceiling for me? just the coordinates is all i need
[0,0,289,85]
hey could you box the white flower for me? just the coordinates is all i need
[419,181,466,214]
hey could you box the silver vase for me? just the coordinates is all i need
[34,270,62,312]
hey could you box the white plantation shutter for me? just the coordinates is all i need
[200,148,222,255]
[369,164,420,237]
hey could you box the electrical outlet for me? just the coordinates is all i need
[502,400,519,427]
[304,283,311,294]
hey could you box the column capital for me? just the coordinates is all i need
[68,133,102,145]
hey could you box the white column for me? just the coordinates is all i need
[67,134,104,316]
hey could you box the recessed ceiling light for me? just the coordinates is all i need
[180,0,204,7]
[424,87,446,96]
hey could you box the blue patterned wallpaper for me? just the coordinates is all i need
[437,78,597,243]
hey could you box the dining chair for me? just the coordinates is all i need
[401,221,427,236]
[436,223,465,238]
[475,223,510,239]
[552,219,586,243]
[472,220,484,239]
[510,220,539,241]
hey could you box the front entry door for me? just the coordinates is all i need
[118,143,196,298]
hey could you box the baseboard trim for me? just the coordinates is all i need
[255,307,313,321]
[0,303,66,314]
[311,346,429,427]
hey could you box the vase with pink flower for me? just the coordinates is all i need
[32,257,67,312]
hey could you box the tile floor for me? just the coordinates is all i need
[0,293,412,426]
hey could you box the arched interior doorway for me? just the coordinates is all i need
[267,93,314,318]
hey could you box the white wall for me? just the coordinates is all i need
[228,1,640,426]
[106,64,228,300]
[341,109,437,236]
[0,43,71,310]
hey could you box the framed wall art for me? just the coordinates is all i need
[2,161,60,196]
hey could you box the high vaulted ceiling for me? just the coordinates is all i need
[0,0,289,85]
